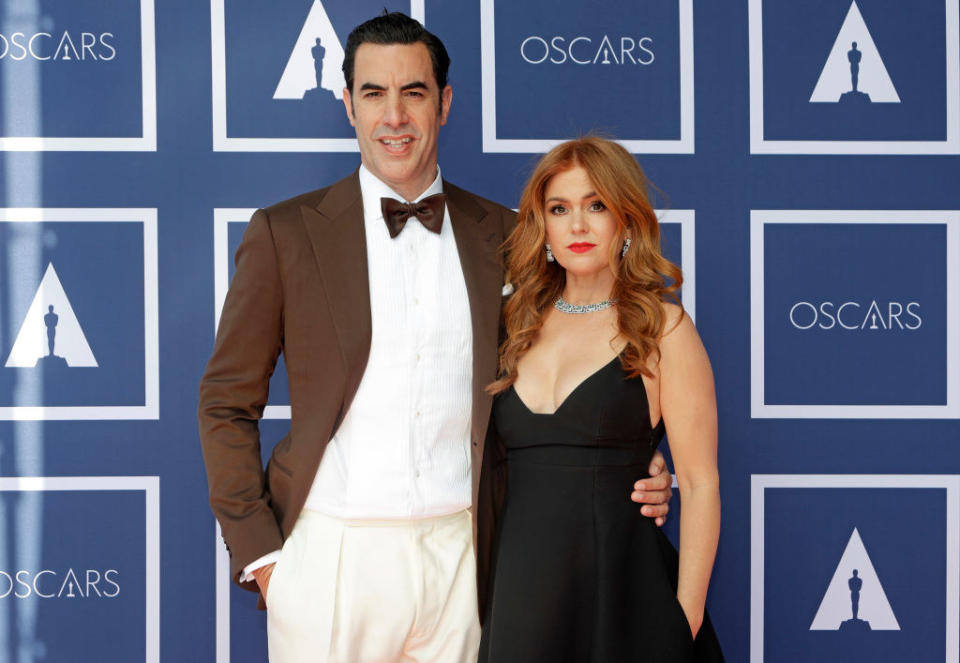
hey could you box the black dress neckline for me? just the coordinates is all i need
[509,354,623,417]
[509,354,665,433]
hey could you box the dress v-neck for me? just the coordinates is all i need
[510,354,622,416]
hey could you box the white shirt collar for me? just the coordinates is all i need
[358,165,444,221]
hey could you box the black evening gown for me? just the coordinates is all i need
[478,356,724,662]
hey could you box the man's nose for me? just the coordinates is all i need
[383,93,407,128]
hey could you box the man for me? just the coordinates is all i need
[199,12,673,663]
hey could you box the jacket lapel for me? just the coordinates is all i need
[299,171,372,418]
[444,182,505,446]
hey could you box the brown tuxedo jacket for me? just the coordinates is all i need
[198,170,513,617]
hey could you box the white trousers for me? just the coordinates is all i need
[266,509,481,663]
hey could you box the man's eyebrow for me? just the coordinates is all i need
[359,82,386,91]
[400,81,428,91]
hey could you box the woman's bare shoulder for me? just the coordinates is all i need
[659,301,688,338]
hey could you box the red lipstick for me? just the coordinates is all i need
[567,242,596,254]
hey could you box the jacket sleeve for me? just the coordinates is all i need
[198,209,286,587]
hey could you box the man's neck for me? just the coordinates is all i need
[359,163,440,202]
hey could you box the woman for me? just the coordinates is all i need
[478,136,723,662]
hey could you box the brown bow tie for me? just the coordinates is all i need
[380,193,447,238]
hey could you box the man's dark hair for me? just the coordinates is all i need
[342,12,451,95]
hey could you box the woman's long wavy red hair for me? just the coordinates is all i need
[488,136,683,395]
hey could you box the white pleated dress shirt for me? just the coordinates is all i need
[243,165,474,580]
[305,165,474,518]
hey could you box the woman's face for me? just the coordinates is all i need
[543,165,620,278]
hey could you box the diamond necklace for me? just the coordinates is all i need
[553,295,617,314]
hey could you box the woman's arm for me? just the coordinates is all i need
[658,305,720,637]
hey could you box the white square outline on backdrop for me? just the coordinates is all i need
[0,476,161,663]
[211,208,694,661]
[0,208,159,420]
[0,0,157,151]
[210,0,425,152]
[479,0,695,154]
[658,209,697,323]
[748,0,960,154]
[750,210,960,419]
[750,474,960,663]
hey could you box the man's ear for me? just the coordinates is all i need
[343,88,356,126]
[439,85,452,125]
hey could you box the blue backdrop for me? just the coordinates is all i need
[0,1,957,661]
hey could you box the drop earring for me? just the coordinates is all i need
[621,238,632,257]
[545,244,555,262]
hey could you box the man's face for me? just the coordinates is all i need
[343,42,452,202]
